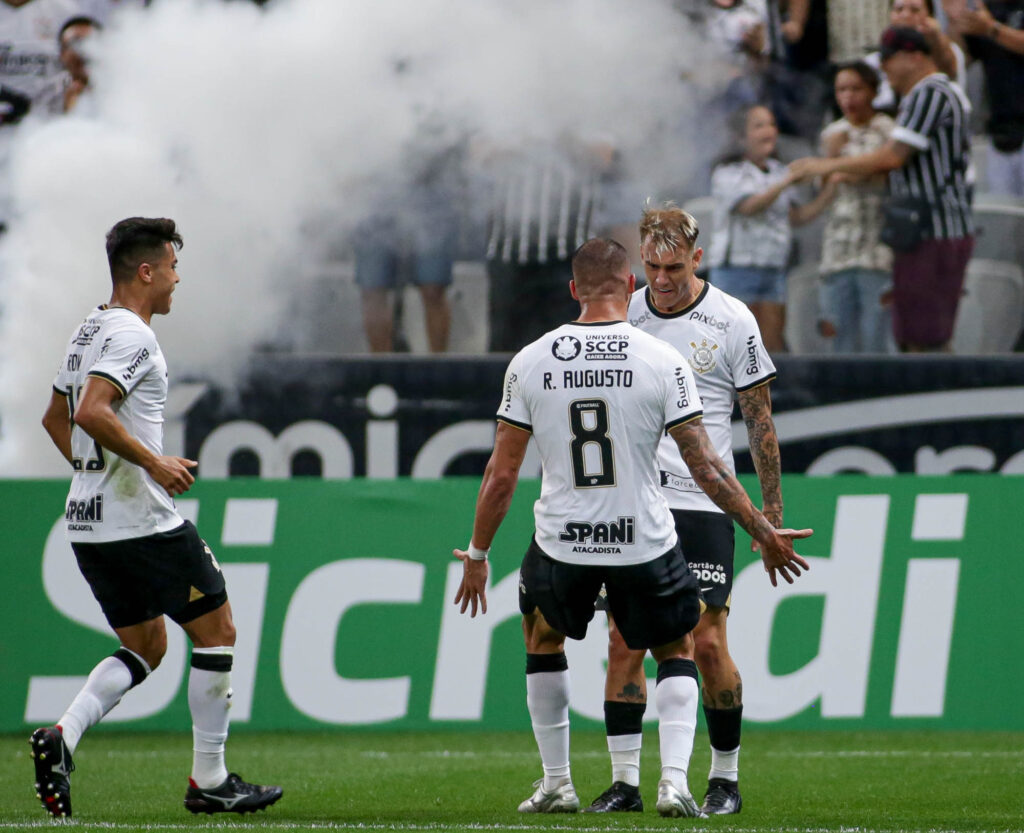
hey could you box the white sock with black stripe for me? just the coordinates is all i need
[59,647,150,754]
[189,647,233,789]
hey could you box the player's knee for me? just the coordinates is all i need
[217,617,237,647]
[608,630,644,675]
[134,631,167,670]
[695,628,734,680]
[694,631,724,671]
[521,614,562,654]
[193,618,236,649]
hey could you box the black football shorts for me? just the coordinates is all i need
[519,537,701,650]
[72,521,227,629]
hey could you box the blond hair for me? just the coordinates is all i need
[639,200,699,257]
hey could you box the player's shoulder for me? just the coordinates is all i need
[104,307,158,342]
[704,282,760,329]
[626,322,688,366]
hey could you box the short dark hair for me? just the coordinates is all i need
[105,217,182,283]
[58,16,101,46]
[570,238,631,298]
[835,60,881,93]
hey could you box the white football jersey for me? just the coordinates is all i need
[53,305,183,542]
[628,282,776,513]
[497,319,703,566]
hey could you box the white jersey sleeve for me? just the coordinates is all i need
[726,303,776,392]
[496,350,533,431]
[86,327,161,399]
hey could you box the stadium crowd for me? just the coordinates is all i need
[1,0,1022,354]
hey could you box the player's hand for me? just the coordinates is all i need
[453,549,489,617]
[758,528,813,587]
[148,456,198,496]
[752,508,784,552]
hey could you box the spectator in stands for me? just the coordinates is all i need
[353,82,461,354]
[951,0,1024,197]
[773,0,832,138]
[790,26,974,352]
[0,1,123,230]
[483,137,622,352]
[707,103,835,352]
[37,15,101,115]
[58,16,99,113]
[866,0,965,112]
[815,62,896,353]
[704,0,773,113]
[0,1,121,120]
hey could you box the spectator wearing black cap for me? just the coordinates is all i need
[866,0,966,113]
[789,25,973,352]
[951,0,1024,197]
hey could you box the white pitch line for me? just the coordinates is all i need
[3,826,1018,833]
[357,748,1024,760]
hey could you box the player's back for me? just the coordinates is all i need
[498,320,703,566]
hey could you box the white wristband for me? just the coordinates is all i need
[467,543,490,561]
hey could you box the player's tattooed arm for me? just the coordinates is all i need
[671,419,812,586]
[737,383,782,528]
[669,418,775,543]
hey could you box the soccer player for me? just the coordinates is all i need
[34,217,282,819]
[585,204,782,817]
[453,238,810,817]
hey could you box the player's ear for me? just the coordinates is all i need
[692,247,703,268]
[627,273,636,295]
[569,279,579,300]
[137,262,153,285]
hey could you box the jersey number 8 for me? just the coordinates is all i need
[568,398,615,488]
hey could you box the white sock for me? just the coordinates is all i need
[709,745,740,782]
[608,734,642,786]
[59,651,148,754]
[656,673,698,794]
[189,647,233,789]
[526,669,571,791]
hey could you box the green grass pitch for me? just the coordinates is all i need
[1,729,1021,831]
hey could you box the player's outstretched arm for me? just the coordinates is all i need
[669,419,812,586]
[74,376,197,496]
[454,421,531,617]
[737,383,782,547]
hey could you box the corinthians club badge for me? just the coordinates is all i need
[689,339,718,374]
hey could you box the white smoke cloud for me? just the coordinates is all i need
[0,0,715,475]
